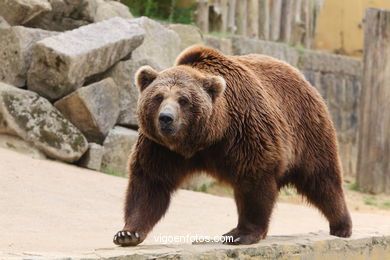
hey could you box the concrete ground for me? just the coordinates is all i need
[0,148,389,259]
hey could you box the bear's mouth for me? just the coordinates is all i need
[159,126,176,136]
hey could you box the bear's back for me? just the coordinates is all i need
[233,53,338,168]
[176,46,337,168]
[233,54,330,127]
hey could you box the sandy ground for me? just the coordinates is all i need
[1,148,389,257]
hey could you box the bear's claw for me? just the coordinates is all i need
[330,218,352,238]
[330,227,352,238]
[222,228,262,245]
[113,230,141,246]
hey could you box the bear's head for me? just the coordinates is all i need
[135,65,227,157]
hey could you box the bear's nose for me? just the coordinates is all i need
[159,113,174,125]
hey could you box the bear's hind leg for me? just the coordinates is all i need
[293,165,352,238]
[223,177,278,245]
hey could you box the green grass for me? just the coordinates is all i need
[279,186,298,197]
[121,0,196,24]
[198,183,210,192]
[206,32,234,38]
[187,182,234,197]
[364,199,377,206]
[103,169,126,178]
[348,182,360,192]
[364,196,378,206]
[380,201,390,209]
[293,44,306,52]
[191,182,213,192]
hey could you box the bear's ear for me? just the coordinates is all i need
[202,75,226,102]
[135,65,158,92]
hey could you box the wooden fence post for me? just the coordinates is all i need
[247,0,259,38]
[291,0,304,45]
[227,0,237,33]
[196,0,209,33]
[281,0,294,43]
[258,0,270,40]
[301,0,312,48]
[270,0,282,41]
[357,8,390,194]
[235,0,247,35]
[220,0,229,34]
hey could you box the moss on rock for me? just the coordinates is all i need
[0,83,88,162]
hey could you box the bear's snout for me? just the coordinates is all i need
[159,113,174,125]
[158,112,176,136]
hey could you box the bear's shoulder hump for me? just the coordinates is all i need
[175,46,224,66]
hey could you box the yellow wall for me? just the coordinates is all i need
[315,0,390,57]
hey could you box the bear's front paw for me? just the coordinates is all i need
[330,216,352,238]
[113,230,143,246]
[330,224,352,238]
[222,228,262,245]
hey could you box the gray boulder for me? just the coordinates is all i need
[26,0,133,31]
[94,0,133,22]
[27,17,144,100]
[0,16,9,28]
[101,58,161,127]
[168,23,204,51]
[25,0,90,31]
[0,82,88,162]
[54,78,120,143]
[0,26,57,87]
[78,143,104,171]
[130,17,181,70]
[0,134,46,159]
[0,0,52,25]
[204,35,233,55]
[101,126,138,177]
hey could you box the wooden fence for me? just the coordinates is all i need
[357,8,390,194]
[195,0,324,48]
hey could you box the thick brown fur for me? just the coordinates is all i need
[113,46,352,246]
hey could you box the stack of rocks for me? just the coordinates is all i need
[0,1,205,177]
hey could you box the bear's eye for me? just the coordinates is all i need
[154,95,163,103]
[178,98,188,106]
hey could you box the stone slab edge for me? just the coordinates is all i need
[8,232,389,260]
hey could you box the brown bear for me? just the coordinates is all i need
[113,46,352,246]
